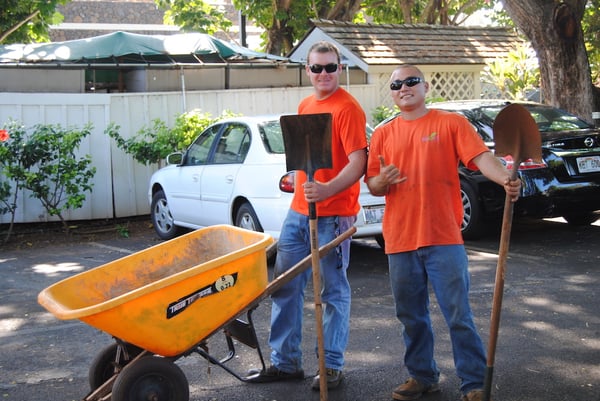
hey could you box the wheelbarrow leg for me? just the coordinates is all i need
[194,307,268,383]
[223,307,267,370]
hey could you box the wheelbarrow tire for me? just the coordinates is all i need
[88,342,143,390]
[111,356,189,401]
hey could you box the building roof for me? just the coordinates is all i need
[0,31,288,66]
[289,19,522,71]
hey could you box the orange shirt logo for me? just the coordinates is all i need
[422,132,439,142]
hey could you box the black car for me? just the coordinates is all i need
[377,100,600,239]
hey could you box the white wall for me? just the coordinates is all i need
[0,84,378,224]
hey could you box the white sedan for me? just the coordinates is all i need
[148,115,384,245]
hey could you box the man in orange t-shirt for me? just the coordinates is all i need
[248,41,367,391]
[366,65,521,401]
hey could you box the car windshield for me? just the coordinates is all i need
[478,105,593,133]
[259,120,285,154]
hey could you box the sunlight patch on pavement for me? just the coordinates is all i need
[468,249,499,261]
[32,262,85,275]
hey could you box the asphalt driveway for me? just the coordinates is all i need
[0,217,598,401]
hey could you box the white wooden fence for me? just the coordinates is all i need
[0,85,378,224]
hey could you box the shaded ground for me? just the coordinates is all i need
[0,215,156,251]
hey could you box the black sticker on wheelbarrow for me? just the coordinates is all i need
[166,273,238,319]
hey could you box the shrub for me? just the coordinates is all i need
[0,121,97,240]
[107,109,239,165]
[482,43,540,100]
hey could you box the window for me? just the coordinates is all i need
[259,120,285,154]
[213,124,251,164]
[185,124,221,166]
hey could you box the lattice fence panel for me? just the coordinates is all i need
[427,71,475,101]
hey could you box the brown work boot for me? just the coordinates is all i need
[392,377,440,400]
[462,389,492,401]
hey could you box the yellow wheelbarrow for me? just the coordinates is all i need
[38,224,355,401]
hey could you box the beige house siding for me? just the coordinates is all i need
[0,64,369,94]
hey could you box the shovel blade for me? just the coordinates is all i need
[493,104,543,169]
[280,113,333,176]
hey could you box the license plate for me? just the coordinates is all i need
[577,155,600,173]
[363,205,385,224]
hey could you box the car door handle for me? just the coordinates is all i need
[192,174,200,182]
[225,175,234,183]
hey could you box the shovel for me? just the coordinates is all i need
[483,104,542,401]
[280,113,333,401]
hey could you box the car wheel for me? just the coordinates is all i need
[374,234,385,249]
[460,180,484,240]
[562,211,600,226]
[151,189,182,240]
[235,202,264,232]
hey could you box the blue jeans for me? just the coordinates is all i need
[268,209,354,372]
[388,245,486,394]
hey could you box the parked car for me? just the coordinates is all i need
[148,115,384,245]
[376,100,600,239]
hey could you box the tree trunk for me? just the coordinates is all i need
[265,0,293,56]
[420,0,450,25]
[327,0,363,20]
[399,0,415,24]
[502,0,594,123]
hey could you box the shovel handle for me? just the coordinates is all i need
[487,194,513,363]
[482,366,494,401]
[509,164,519,181]
[309,212,328,401]
[309,201,317,220]
[488,160,520,364]
[484,192,515,401]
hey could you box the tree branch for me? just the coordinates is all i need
[0,9,40,43]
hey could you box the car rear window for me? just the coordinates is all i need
[525,106,592,132]
[259,120,285,154]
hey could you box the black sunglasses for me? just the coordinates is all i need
[308,63,339,74]
[390,77,423,90]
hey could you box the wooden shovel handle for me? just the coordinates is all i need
[260,226,356,298]
[309,216,328,401]
[483,193,514,401]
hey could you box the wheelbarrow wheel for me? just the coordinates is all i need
[88,342,143,390]
[111,356,189,401]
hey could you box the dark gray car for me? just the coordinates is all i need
[377,100,600,239]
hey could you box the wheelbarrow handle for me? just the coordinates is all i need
[260,226,357,299]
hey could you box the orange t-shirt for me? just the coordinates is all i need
[290,87,367,217]
[366,109,489,253]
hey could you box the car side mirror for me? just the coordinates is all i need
[166,152,183,165]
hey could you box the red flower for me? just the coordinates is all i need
[0,129,8,142]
